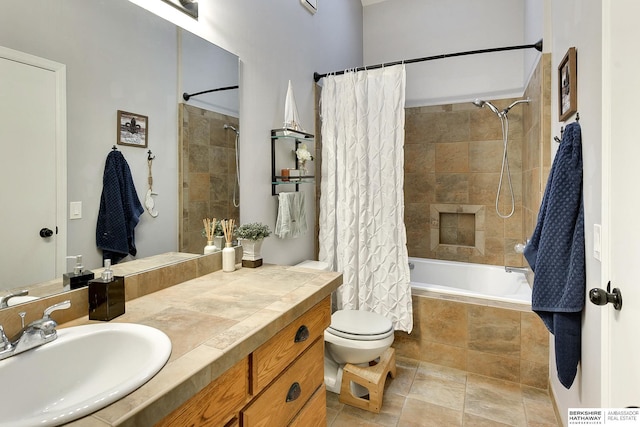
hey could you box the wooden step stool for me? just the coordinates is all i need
[338,347,396,413]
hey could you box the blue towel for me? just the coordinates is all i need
[96,150,144,264]
[524,122,585,389]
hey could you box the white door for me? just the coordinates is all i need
[602,0,640,408]
[0,48,66,290]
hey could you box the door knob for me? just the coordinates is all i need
[589,282,622,310]
[39,228,54,238]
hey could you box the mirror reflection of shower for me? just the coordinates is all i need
[472,98,530,219]
[224,124,240,208]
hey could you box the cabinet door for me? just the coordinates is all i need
[242,339,324,427]
[155,357,248,427]
[251,296,330,393]
[289,384,327,427]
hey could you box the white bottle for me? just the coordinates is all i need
[222,243,235,272]
[204,241,218,254]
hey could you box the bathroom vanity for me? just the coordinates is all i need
[56,262,342,426]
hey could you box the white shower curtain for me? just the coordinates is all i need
[319,65,413,333]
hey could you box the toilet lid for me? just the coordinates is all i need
[328,310,393,340]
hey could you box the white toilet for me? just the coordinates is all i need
[294,260,395,394]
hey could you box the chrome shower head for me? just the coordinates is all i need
[502,98,530,115]
[224,124,239,134]
[472,98,500,115]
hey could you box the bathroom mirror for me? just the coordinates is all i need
[0,0,239,306]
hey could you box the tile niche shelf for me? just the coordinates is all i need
[271,128,315,195]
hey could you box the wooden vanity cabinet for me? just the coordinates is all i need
[156,357,249,427]
[156,296,330,427]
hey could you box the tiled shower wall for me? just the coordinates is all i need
[178,104,240,255]
[404,54,551,267]
[523,54,552,241]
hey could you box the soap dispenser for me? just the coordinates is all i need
[88,259,125,321]
[63,255,95,290]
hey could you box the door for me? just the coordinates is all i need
[602,0,640,408]
[0,47,66,290]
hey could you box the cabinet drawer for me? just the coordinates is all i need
[289,384,327,427]
[252,296,330,393]
[242,339,324,427]
[155,357,248,427]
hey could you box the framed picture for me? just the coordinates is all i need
[117,110,148,148]
[558,47,577,122]
[301,0,317,14]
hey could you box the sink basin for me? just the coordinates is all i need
[0,323,171,427]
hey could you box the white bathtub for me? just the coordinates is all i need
[409,257,532,309]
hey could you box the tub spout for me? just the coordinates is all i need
[505,266,529,274]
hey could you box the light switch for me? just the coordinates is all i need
[593,223,601,261]
[70,201,82,220]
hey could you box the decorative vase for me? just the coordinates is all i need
[213,235,225,251]
[300,161,308,177]
[239,238,264,268]
[222,243,236,272]
[204,240,218,254]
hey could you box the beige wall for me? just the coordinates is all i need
[404,54,551,267]
[179,105,240,255]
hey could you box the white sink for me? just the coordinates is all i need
[0,323,171,427]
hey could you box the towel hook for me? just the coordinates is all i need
[147,150,155,161]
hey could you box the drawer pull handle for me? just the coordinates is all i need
[286,382,302,402]
[294,325,309,343]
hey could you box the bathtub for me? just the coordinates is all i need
[409,257,532,310]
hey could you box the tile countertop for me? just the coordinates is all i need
[63,264,342,427]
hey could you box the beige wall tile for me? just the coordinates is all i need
[468,305,521,357]
[419,298,468,347]
[466,349,520,383]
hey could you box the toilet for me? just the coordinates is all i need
[294,260,395,395]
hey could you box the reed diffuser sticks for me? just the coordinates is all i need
[221,219,235,245]
[203,218,217,242]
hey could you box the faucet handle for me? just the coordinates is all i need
[43,300,71,319]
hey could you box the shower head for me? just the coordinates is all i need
[473,98,530,116]
[224,124,239,134]
[502,98,530,115]
[472,99,500,115]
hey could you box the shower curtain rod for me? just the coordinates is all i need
[182,84,239,101]
[313,39,543,82]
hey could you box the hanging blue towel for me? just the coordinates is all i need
[96,150,144,264]
[524,122,585,389]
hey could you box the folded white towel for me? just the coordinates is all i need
[275,192,307,239]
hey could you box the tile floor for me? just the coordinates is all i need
[326,356,560,426]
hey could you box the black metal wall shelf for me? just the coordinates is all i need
[271,128,315,195]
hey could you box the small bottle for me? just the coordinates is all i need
[222,242,236,272]
[88,259,125,321]
[63,255,95,290]
[204,240,218,254]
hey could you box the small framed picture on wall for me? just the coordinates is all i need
[117,110,148,148]
[558,47,577,122]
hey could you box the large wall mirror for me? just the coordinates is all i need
[0,0,239,308]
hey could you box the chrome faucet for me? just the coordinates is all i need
[0,300,71,361]
[0,290,29,308]
[505,266,529,274]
